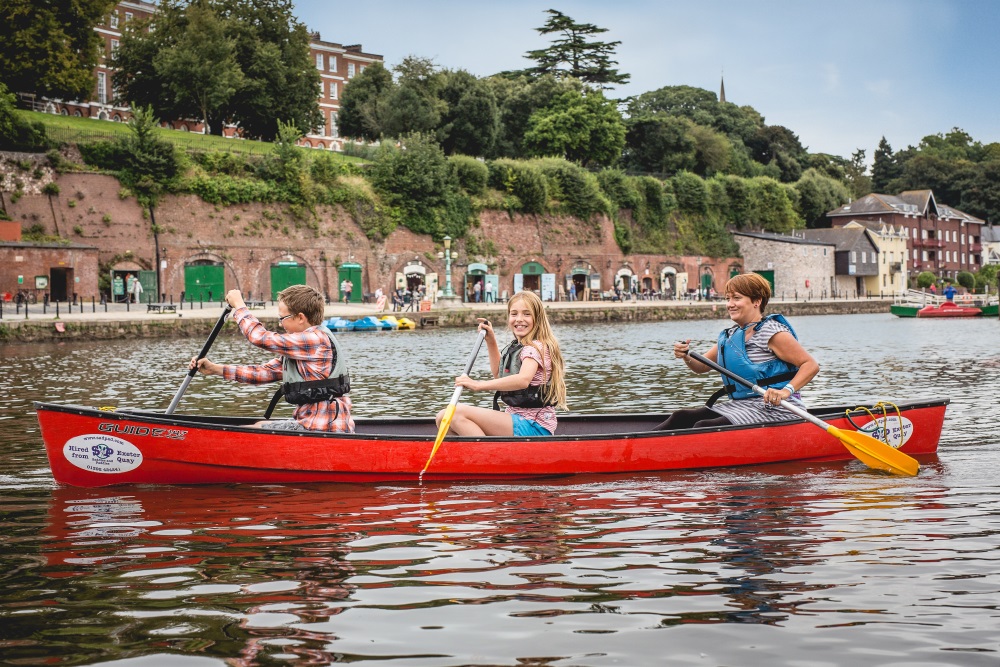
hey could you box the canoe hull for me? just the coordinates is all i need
[35,400,946,487]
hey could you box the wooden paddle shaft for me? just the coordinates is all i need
[166,305,233,415]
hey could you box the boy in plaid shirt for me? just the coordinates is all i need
[192,285,354,432]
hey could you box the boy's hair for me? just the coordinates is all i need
[725,273,772,312]
[506,290,568,410]
[277,284,325,325]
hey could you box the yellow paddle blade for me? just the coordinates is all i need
[422,404,457,474]
[828,425,919,476]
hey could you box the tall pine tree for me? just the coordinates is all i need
[523,10,629,88]
[871,136,901,193]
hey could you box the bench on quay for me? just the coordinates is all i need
[246,300,266,309]
[420,316,439,328]
[147,302,177,314]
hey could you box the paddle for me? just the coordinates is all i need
[420,327,489,478]
[166,305,233,415]
[687,350,919,476]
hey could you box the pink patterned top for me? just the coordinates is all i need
[507,340,557,434]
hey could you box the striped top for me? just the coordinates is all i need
[507,340,558,434]
[710,318,805,426]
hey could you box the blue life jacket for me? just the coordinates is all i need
[711,314,798,402]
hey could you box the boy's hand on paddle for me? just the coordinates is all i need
[225,289,246,310]
[190,356,220,376]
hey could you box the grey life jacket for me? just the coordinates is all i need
[493,340,555,410]
[281,326,350,405]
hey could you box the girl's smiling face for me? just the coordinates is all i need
[507,297,535,341]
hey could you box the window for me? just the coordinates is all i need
[912,228,917,239]
[316,53,324,70]
[922,229,928,239]
[945,251,950,262]
[331,82,338,100]
[961,233,966,244]
[913,249,918,260]
[111,39,119,57]
[330,56,337,71]
[861,251,866,263]
[111,10,119,28]
[922,251,928,261]
[330,112,338,138]
[348,63,355,78]
[97,71,107,104]
[962,253,966,264]
[851,251,857,263]
[125,11,132,22]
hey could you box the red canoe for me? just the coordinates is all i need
[35,400,946,487]
[917,301,982,317]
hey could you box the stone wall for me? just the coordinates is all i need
[3,168,744,303]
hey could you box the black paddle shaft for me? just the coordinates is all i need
[688,350,757,391]
[166,305,233,414]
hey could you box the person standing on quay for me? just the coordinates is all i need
[654,273,819,430]
[131,276,144,304]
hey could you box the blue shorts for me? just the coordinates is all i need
[511,413,551,436]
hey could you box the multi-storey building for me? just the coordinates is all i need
[41,1,381,150]
[826,190,984,281]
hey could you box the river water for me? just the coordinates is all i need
[1,313,998,666]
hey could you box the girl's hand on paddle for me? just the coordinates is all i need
[455,374,482,391]
[225,289,246,310]
[673,339,691,359]
[476,318,494,340]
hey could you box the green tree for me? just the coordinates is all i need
[626,85,763,146]
[0,82,48,151]
[153,0,242,135]
[0,0,114,101]
[337,61,394,141]
[437,70,499,156]
[871,136,900,192]
[794,168,851,228]
[522,9,629,87]
[215,0,321,141]
[486,74,576,158]
[747,125,808,182]
[116,106,181,295]
[915,271,937,289]
[843,148,872,199]
[523,88,625,166]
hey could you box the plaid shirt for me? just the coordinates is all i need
[222,307,355,433]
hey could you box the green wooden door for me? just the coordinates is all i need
[138,270,157,302]
[271,263,306,300]
[754,270,775,292]
[184,264,223,302]
[337,263,363,303]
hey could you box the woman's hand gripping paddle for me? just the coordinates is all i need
[166,305,233,415]
[688,351,919,476]
[421,327,488,479]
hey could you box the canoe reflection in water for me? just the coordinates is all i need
[37,474,949,664]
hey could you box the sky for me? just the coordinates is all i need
[294,0,1000,161]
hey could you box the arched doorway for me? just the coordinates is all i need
[516,261,545,293]
[660,267,678,299]
[569,265,589,301]
[465,262,487,303]
[615,267,635,297]
[700,266,715,299]
[185,259,225,303]
[271,260,306,300]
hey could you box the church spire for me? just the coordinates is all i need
[719,72,726,103]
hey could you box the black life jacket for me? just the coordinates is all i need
[281,326,351,405]
[493,340,555,410]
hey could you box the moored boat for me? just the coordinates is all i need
[36,399,946,487]
[916,301,981,318]
[891,289,998,318]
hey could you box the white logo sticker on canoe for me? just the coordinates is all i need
[63,434,143,474]
[858,416,913,449]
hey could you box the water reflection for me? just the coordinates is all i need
[2,315,1000,664]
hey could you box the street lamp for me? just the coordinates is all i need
[443,235,454,298]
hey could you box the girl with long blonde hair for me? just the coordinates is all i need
[437,290,567,436]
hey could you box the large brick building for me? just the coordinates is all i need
[40,1,381,150]
[826,190,984,281]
